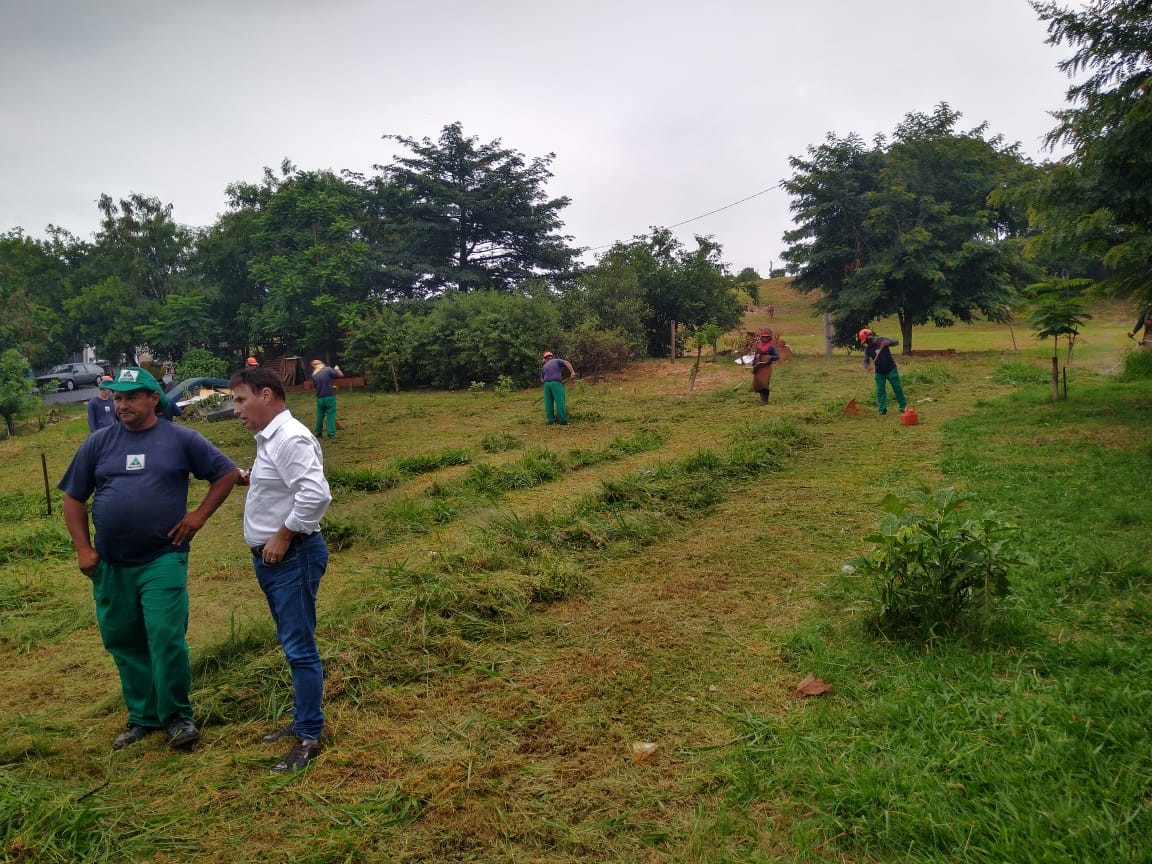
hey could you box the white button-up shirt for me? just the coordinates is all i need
[242,409,332,548]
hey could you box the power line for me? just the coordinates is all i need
[585,183,781,252]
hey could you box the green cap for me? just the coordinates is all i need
[105,366,169,410]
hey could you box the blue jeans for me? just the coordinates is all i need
[253,533,328,739]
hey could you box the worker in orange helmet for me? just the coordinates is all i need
[859,328,907,416]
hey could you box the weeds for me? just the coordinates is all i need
[1120,347,1152,379]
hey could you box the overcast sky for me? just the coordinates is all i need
[0,0,1076,274]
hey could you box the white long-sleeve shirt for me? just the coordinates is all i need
[242,409,332,548]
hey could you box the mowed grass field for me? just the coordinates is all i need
[1,280,1150,863]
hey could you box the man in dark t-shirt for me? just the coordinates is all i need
[59,366,238,752]
[859,328,908,416]
[87,376,116,433]
[539,351,576,425]
[309,359,343,440]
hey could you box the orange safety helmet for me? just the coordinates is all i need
[858,328,873,344]
[246,356,259,367]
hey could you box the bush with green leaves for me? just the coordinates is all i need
[851,486,1029,637]
[0,349,40,437]
[493,375,516,396]
[173,347,229,381]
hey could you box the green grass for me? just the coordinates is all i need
[0,290,1149,862]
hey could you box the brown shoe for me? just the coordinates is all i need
[260,723,295,744]
[272,737,322,772]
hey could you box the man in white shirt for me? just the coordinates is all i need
[230,367,333,772]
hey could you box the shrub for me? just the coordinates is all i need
[562,320,636,376]
[493,375,516,396]
[850,487,1029,638]
[173,348,229,381]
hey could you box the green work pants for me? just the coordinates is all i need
[315,395,337,438]
[874,369,907,415]
[543,381,568,424]
[91,552,192,728]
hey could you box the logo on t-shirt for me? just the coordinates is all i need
[126,454,146,471]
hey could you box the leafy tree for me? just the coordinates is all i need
[559,249,650,359]
[598,228,742,358]
[136,290,216,363]
[1028,0,1152,299]
[190,203,268,360]
[341,302,407,392]
[246,169,372,356]
[1029,277,1093,401]
[66,276,156,366]
[0,228,88,365]
[736,266,761,282]
[781,133,885,341]
[783,106,1034,351]
[0,349,40,437]
[374,122,578,294]
[92,193,192,301]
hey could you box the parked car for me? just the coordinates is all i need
[34,362,105,392]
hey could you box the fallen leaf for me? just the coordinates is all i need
[791,673,833,698]
[631,741,658,762]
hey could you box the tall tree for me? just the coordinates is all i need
[781,133,884,336]
[92,193,192,301]
[1029,0,1152,299]
[783,105,1033,350]
[0,229,76,365]
[376,122,578,294]
[246,169,372,356]
[593,228,742,357]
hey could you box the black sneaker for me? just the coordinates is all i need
[272,737,322,772]
[261,723,295,744]
[112,724,160,750]
[166,718,201,749]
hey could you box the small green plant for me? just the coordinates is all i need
[468,380,485,395]
[851,486,1029,637]
[493,375,516,397]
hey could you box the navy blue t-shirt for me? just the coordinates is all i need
[541,358,567,383]
[312,367,340,398]
[58,421,236,565]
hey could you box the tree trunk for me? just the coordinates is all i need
[670,320,677,361]
[1050,356,1060,402]
[898,312,913,355]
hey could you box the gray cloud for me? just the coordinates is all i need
[0,0,1073,273]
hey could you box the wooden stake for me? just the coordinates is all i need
[41,452,52,516]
